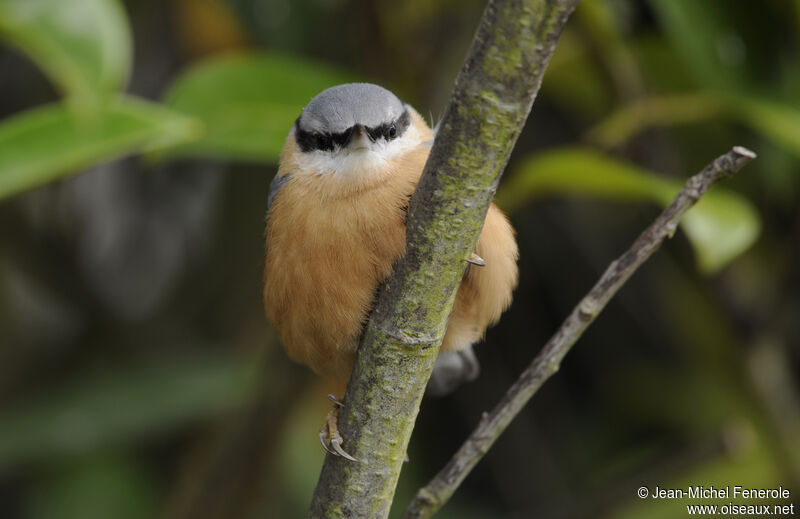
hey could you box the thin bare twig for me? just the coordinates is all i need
[404,146,757,519]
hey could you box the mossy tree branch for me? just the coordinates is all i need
[308,0,581,517]
[403,146,757,519]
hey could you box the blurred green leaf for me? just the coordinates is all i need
[733,96,800,156]
[0,0,132,111]
[0,356,258,471]
[162,52,352,162]
[587,92,800,159]
[499,148,672,207]
[680,187,761,275]
[25,452,156,519]
[0,96,202,200]
[586,93,726,148]
[498,148,761,273]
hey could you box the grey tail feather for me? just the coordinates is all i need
[426,344,480,397]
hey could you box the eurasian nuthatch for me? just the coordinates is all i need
[263,83,518,458]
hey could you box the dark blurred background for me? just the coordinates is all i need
[1,0,799,517]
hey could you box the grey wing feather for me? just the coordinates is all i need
[265,174,289,257]
[267,174,289,216]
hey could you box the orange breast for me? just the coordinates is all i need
[263,143,427,379]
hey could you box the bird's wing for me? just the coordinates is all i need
[267,173,290,215]
[265,173,290,260]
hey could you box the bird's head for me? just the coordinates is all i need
[288,83,430,180]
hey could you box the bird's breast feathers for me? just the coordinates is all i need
[263,111,433,377]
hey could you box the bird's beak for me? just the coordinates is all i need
[350,124,370,150]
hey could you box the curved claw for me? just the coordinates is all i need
[319,427,336,456]
[330,435,358,462]
[319,396,358,461]
[466,252,486,267]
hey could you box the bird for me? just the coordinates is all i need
[262,83,518,460]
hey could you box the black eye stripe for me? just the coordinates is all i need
[365,109,411,142]
[294,119,324,152]
[331,127,353,147]
[294,108,411,152]
[295,119,339,152]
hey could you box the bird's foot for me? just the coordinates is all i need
[318,394,357,461]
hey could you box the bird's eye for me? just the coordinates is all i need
[388,124,397,139]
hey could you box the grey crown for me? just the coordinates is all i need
[297,83,406,134]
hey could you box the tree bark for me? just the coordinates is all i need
[308,0,581,517]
